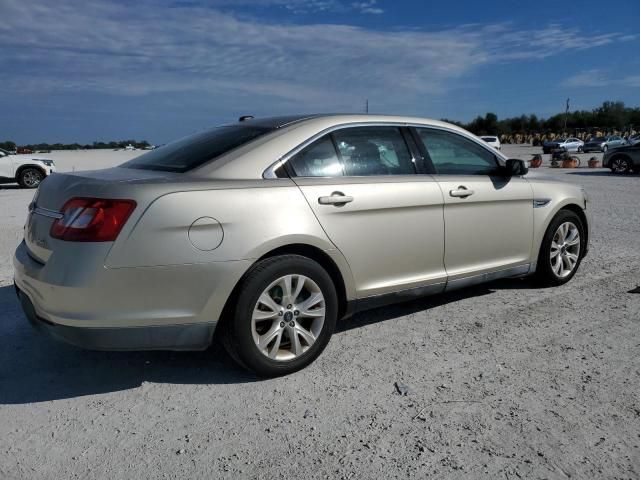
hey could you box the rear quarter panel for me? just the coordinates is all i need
[106,183,339,268]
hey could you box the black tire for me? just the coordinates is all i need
[221,254,338,377]
[610,156,632,174]
[17,167,44,189]
[535,210,585,287]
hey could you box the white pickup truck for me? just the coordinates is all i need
[0,148,56,188]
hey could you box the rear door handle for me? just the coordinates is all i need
[318,192,353,206]
[449,186,474,198]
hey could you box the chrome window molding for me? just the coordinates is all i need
[262,122,506,179]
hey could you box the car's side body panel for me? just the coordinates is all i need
[293,175,446,298]
[434,174,534,279]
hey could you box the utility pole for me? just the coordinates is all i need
[365,99,369,114]
[563,98,570,136]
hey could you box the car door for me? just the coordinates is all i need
[289,126,446,298]
[413,127,534,286]
[0,151,15,179]
[566,138,579,151]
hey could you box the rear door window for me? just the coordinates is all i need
[289,136,343,177]
[332,127,415,176]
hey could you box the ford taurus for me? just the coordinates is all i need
[14,114,590,376]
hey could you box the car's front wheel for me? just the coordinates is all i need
[535,210,585,286]
[222,254,338,377]
[18,168,44,189]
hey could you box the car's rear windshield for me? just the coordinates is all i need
[122,125,273,173]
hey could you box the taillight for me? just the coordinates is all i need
[50,198,136,242]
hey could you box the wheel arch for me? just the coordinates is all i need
[212,242,353,342]
[533,201,589,266]
[605,153,632,169]
[15,164,46,180]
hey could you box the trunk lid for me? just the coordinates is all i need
[24,167,177,263]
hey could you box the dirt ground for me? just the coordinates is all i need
[1,145,639,479]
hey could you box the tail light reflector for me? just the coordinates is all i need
[50,198,136,242]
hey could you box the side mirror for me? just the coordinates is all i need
[504,158,528,176]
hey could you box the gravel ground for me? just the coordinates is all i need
[0,145,639,479]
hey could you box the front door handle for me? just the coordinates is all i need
[318,192,353,206]
[449,186,474,198]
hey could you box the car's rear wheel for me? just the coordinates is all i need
[535,210,585,286]
[610,156,632,174]
[18,168,44,189]
[222,254,338,377]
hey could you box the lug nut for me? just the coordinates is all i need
[286,304,292,309]
[278,311,283,316]
[294,310,300,316]
[280,322,285,328]
[289,321,295,327]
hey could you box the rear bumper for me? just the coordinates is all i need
[13,240,251,351]
[17,287,213,351]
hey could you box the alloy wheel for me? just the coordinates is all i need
[550,222,581,278]
[23,170,42,188]
[611,158,630,174]
[251,274,325,361]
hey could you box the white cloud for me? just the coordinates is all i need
[0,0,636,110]
[563,69,640,88]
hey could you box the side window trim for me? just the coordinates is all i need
[263,122,506,179]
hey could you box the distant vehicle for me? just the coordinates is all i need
[542,137,584,153]
[0,148,56,188]
[17,147,34,154]
[582,135,627,153]
[125,144,136,151]
[602,142,640,174]
[628,135,640,146]
[480,136,501,150]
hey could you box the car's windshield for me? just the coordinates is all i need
[122,125,273,173]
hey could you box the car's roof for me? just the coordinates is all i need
[200,113,507,179]
[227,114,327,129]
[226,113,465,131]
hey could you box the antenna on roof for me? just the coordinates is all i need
[238,115,254,122]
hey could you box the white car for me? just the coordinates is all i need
[558,138,584,152]
[0,148,56,188]
[480,136,501,150]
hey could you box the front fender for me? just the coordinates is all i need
[529,183,589,264]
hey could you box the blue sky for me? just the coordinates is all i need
[1,0,638,144]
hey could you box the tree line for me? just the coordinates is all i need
[0,140,151,152]
[444,101,640,138]
[2,101,638,151]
